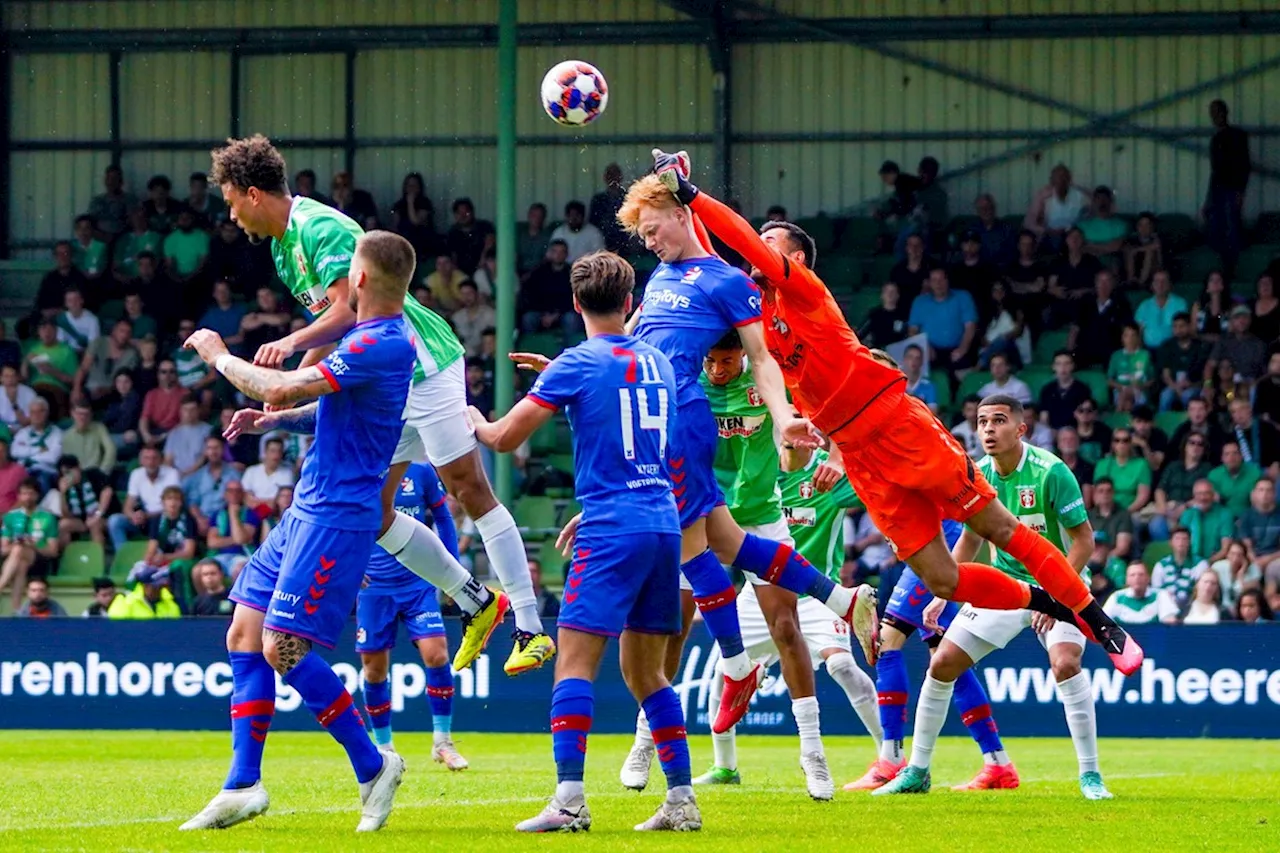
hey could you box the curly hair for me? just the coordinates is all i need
[617,174,681,235]
[209,134,287,194]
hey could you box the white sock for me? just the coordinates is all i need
[555,780,585,804]
[825,653,883,751]
[666,784,694,804]
[907,675,954,770]
[378,513,485,616]
[721,650,753,681]
[984,750,1012,767]
[1057,671,1100,774]
[880,738,904,763]
[822,584,853,617]
[634,709,653,748]
[792,696,823,757]
[474,505,542,634]
[709,664,737,770]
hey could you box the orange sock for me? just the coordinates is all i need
[952,562,1032,610]
[1001,525,1092,612]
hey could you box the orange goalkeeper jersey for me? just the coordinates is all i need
[689,193,905,438]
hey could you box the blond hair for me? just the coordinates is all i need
[617,174,681,235]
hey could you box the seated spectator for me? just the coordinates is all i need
[163,209,208,284]
[1206,305,1266,384]
[107,446,180,548]
[1170,396,1226,461]
[0,479,60,612]
[900,344,937,413]
[238,287,292,358]
[171,318,216,399]
[520,240,577,336]
[976,281,1029,369]
[1088,477,1133,562]
[1095,427,1151,514]
[1055,427,1094,505]
[206,219,257,292]
[1078,186,1128,261]
[113,207,164,283]
[873,160,922,254]
[139,359,187,447]
[1234,589,1272,624]
[70,214,109,285]
[973,193,1017,267]
[466,358,495,419]
[0,321,20,372]
[1251,273,1280,345]
[205,479,257,580]
[1129,406,1167,470]
[11,398,62,491]
[888,232,933,304]
[470,249,498,302]
[55,288,100,354]
[1210,539,1260,612]
[1179,479,1235,563]
[61,400,115,477]
[527,557,561,619]
[199,280,248,348]
[0,439,24,514]
[589,163,628,253]
[950,395,983,459]
[73,319,138,404]
[978,353,1031,405]
[120,289,159,344]
[914,156,950,252]
[22,318,79,417]
[1156,312,1210,412]
[107,565,182,619]
[1151,527,1208,608]
[1004,230,1049,330]
[36,242,88,321]
[329,170,377,224]
[475,327,497,384]
[445,197,495,275]
[82,576,119,617]
[424,253,469,313]
[292,168,333,206]
[184,435,241,534]
[1194,270,1234,341]
[142,174,185,234]
[850,508,897,583]
[1022,403,1055,451]
[191,558,234,616]
[102,371,143,459]
[1135,271,1187,350]
[1181,571,1229,624]
[549,200,605,263]
[88,164,138,242]
[452,280,496,357]
[1038,351,1092,431]
[857,282,910,350]
[185,171,226,230]
[0,364,38,431]
[518,203,552,278]
[258,429,311,477]
[1151,434,1213,540]
[1123,211,1163,289]
[47,454,110,548]
[391,172,436,259]
[134,485,198,590]
[948,230,1000,301]
[259,485,294,542]
[1069,269,1132,370]
[908,268,977,371]
[241,437,295,515]
[1239,478,1280,581]
[1106,323,1155,412]
[1208,440,1262,515]
[15,577,66,618]
[1073,398,1112,464]
[1255,353,1280,425]
[1047,227,1104,328]
[1024,163,1089,251]
[1225,398,1280,479]
[1103,562,1178,625]
[163,399,212,478]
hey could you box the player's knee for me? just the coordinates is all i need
[926,648,967,682]
[926,576,958,600]
[880,622,908,651]
[361,655,389,682]
[1051,652,1082,681]
[768,614,802,650]
[419,642,448,669]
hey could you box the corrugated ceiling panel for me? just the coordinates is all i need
[356,49,498,140]
[9,53,110,141]
[240,55,345,140]
[121,52,232,141]
[9,151,114,245]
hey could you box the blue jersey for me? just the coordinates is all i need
[527,334,681,535]
[365,463,451,587]
[633,256,762,407]
[293,316,415,531]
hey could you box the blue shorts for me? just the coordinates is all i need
[230,511,376,649]
[884,520,965,634]
[670,397,725,528]
[355,582,445,653]
[558,527,682,638]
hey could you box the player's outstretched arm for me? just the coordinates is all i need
[739,324,821,448]
[186,330,335,408]
[254,280,356,368]
[468,399,554,454]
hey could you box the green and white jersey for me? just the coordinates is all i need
[703,362,781,527]
[271,197,462,382]
[973,442,1089,584]
[779,449,863,582]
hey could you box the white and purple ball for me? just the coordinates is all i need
[540,60,608,127]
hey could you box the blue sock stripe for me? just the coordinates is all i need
[876,649,909,743]
[224,651,276,790]
[641,687,692,789]
[551,678,594,784]
[426,665,454,719]
[285,652,384,784]
[734,533,836,601]
[683,550,745,659]
[953,668,1004,755]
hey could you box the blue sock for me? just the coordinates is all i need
[734,533,837,601]
[876,649,909,747]
[641,687,691,789]
[953,668,1004,756]
[427,664,454,737]
[682,549,745,659]
[550,678,593,783]
[362,678,393,748]
[284,652,384,784]
[224,651,276,789]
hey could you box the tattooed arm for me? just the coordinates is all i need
[185,329,335,408]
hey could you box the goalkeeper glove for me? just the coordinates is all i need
[652,148,699,206]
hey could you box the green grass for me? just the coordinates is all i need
[1,732,1275,852]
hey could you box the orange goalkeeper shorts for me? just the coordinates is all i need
[838,391,995,561]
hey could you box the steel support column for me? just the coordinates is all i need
[708,2,733,199]
[0,36,10,259]
[343,49,357,176]
[108,50,122,167]
[493,0,518,507]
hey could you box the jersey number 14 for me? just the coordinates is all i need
[617,351,668,462]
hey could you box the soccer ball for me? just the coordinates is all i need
[540,60,608,127]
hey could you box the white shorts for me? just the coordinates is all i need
[944,604,1087,664]
[739,582,851,671]
[678,517,794,592]
[391,358,476,468]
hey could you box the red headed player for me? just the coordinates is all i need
[651,150,1141,674]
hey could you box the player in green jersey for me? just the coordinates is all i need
[209,136,554,679]
[876,394,1113,801]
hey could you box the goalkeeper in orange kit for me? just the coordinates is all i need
[651,149,1142,674]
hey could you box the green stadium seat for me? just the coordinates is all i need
[109,540,151,579]
[1155,410,1188,436]
[57,541,105,581]
[517,332,563,358]
[817,256,864,292]
[513,496,558,537]
[929,369,953,412]
[1142,540,1173,570]
[1235,247,1277,287]
[1020,367,1053,399]
[1157,213,1200,253]
[844,289,882,328]
[868,255,897,288]
[557,499,582,527]
[840,217,883,254]
[529,418,559,455]
[1102,411,1132,430]
[1034,329,1070,364]
[1253,212,1280,244]
[795,216,835,254]
[1173,281,1202,305]
[536,537,569,575]
[957,371,992,402]
[1077,370,1110,406]
[546,453,574,477]
[1176,246,1222,284]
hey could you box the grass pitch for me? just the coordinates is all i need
[1,731,1275,852]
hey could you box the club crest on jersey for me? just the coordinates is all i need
[799,480,815,499]
[746,386,763,407]
[681,266,704,283]
[400,477,416,494]
[1017,485,1037,509]
[356,628,367,644]
[294,247,309,278]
